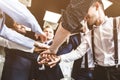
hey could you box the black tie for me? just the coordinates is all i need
[85,53,88,69]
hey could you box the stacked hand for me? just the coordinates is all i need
[34,42,61,68]
[35,33,47,42]
[38,49,61,68]
[34,41,50,53]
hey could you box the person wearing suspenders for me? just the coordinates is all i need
[40,1,120,80]
[71,22,94,80]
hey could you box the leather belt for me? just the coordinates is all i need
[96,65,120,69]
[80,68,94,71]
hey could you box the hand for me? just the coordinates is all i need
[38,49,56,64]
[34,41,50,49]
[34,47,47,53]
[35,33,47,42]
[38,53,61,68]
[34,42,50,53]
[47,54,61,68]
[40,48,56,55]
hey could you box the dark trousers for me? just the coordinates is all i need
[1,49,33,80]
[75,68,94,80]
[38,65,64,80]
[93,65,120,80]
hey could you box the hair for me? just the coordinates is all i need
[43,26,53,30]
[43,25,54,34]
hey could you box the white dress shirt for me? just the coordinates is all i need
[80,33,94,68]
[0,0,44,49]
[0,0,43,34]
[61,16,120,67]
[0,25,35,49]
[0,37,34,53]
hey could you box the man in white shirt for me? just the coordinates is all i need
[40,1,120,80]
[40,0,101,56]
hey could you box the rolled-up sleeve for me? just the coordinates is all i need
[0,0,44,34]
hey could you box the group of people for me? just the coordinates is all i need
[0,0,120,80]
[1,23,56,80]
[39,0,120,80]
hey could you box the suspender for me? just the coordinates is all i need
[91,29,97,65]
[91,18,118,67]
[85,53,88,69]
[113,18,118,67]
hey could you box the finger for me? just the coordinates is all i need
[40,34,47,42]
[48,55,55,61]
[35,49,47,53]
[47,60,57,65]
[48,54,57,61]
[38,58,46,64]
[41,50,50,54]
[50,63,56,68]
[41,53,48,58]
[51,54,57,61]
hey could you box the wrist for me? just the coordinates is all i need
[37,55,41,62]
[49,47,58,54]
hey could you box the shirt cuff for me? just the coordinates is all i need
[37,55,41,62]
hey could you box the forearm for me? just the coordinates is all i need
[60,38,90,62]
[49,23,71,53]
[0,37,35,53]
[0,25,35,49]
[60,49,83,63]
[0,0,43,34]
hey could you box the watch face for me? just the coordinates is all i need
[19,0,32,7]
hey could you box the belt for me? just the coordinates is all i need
[96,65,120,69]
[80,68,94,71]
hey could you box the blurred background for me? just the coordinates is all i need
[5,0,120,30]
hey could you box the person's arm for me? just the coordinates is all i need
[0,0,43,34]
[0,24,50,49]
[60,34,90,62]
[0,0,46,42]
[0,37,34,53]
[57,33,80,55]
[39,37,89,68]
[49,22,71,53]
[39,33,90,66]
[0,24,35,48]
[0,36,49,53]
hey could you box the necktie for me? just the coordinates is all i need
[85,53,88,69]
